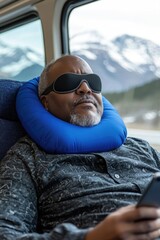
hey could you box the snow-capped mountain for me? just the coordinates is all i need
[0,41,43,80]
[71,33,160,93]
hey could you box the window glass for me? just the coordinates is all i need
[0,19,44,81]
[69,0,160,151]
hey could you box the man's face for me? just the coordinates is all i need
[41,56,103,126]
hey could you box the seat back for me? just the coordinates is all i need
[0,79,26,160]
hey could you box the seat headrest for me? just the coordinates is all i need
[0,79,26,160]
[0,79,24,121]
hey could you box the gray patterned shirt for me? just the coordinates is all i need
[0,136,160,239]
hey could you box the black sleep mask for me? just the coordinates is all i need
[41,73,102,95]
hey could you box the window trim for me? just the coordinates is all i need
[61,0,99,54]
[0,12,39,34]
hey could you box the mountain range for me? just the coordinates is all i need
[0,41,43,81]
[72,32,160,93]
[0,33,160,94]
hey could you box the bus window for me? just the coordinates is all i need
[68,0,160,151]
[0,19,45,81]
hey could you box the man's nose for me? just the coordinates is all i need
[76,81,92,95]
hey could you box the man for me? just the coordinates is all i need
[0,55,160,240]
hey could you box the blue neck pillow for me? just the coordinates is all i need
[16,77,127,154]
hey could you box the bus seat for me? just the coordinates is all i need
[0,79,26,160]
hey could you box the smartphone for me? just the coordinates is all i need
[137,172,160,208]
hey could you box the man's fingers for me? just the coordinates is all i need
[130,229,160,240]
[132,218,160,233]
[117,205,160,222]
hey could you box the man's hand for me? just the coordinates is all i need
[86,205,160,240]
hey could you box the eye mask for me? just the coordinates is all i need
[41,73,102,95]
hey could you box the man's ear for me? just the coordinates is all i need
[40,95,49,111]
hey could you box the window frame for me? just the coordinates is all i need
[0,12,45,81]
[61,0,99,54]
[61,0,160,151]
[0,11,39,34]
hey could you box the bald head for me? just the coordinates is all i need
[39,55,93,96]
[52,55,93,75]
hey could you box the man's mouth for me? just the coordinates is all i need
[74,97,97,108]
[76,100,95,106]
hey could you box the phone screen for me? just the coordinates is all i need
[137,172,160,207]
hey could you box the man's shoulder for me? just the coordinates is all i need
[125,136,148,145]
[124,136,151,149]
[122,137,160,156]
[7,135,41,157]
[15,135,37,147]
